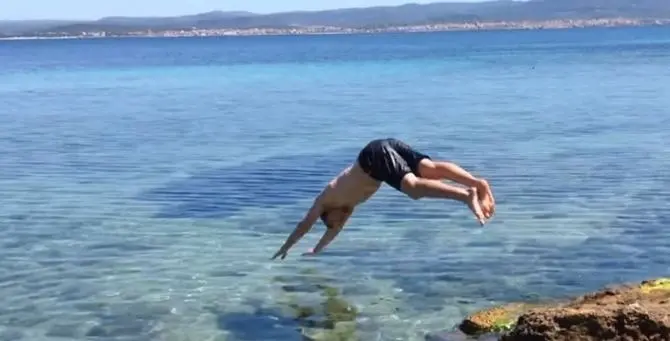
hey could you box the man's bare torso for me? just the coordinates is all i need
[270,138,497,260]
[318,162,381,210]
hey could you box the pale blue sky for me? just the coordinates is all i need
[2,0,484,21]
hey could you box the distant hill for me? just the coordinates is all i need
[0,20,79,35]
[2,0,670,36]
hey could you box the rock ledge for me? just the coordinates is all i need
[458,278,670,341]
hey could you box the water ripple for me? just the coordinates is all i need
[1,29,669,341]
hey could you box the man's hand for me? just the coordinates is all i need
[476,179,495,219]
[271,247,289,260]
[301,248,317,256]
[270,198,324,261]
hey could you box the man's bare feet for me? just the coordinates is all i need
[476,179,495,219]
[467,187,487,226]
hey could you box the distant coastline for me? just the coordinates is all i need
[2,17,669,40]
[3,0,670,40]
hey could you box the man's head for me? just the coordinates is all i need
[320,206,353,230]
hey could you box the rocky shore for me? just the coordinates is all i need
[428,277,670,341]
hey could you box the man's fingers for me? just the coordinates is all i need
[271,251,287,260]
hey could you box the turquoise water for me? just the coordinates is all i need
[1,27,670,341]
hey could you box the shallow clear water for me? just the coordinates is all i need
[1,27,670,341]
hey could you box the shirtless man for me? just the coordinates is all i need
[271,138,496,260]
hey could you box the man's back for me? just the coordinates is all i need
[320,162,382,210]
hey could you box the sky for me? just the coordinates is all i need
[1,0,485,21]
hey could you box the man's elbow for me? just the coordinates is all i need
[295,221,312,234]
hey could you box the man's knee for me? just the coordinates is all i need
[400,174,422,200]
[417,159,438,179]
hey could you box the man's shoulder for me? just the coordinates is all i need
[314,183,335,204]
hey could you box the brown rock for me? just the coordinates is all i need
[500,278,670,341]
[459,303,543,335]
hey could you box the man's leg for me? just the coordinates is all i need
[400,173,470,201]
[417,159,480,186]
[307,209,353,255]
[308,227,344,255]
[399,173,486,225]
[417,159,495,217]
[386,139,493,213]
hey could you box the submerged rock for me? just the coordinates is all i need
[302,321,358,341]
[457,277,670,341]
[277,280,361,341]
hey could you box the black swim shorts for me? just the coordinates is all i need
[356,138,431,191]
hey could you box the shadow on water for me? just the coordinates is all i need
[209,306,304,341]
[137,148,359,219]
[207,268,362,341]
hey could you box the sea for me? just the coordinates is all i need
[1,26,669,341]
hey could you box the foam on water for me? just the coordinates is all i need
[1,27,670,341]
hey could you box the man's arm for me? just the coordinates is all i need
[306,208,353,256]
[271,198,324,260]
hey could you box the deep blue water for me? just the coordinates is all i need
[1,26,669,341]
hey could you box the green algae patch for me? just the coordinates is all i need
[459,303,539,335]
[282,285,359,326]
[283,286,360,341]
[639,278,670,294]
[320,287,359,324]
[273,269,361,341]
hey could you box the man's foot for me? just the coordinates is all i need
[476,179,495,219]
[467,187,487,226]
